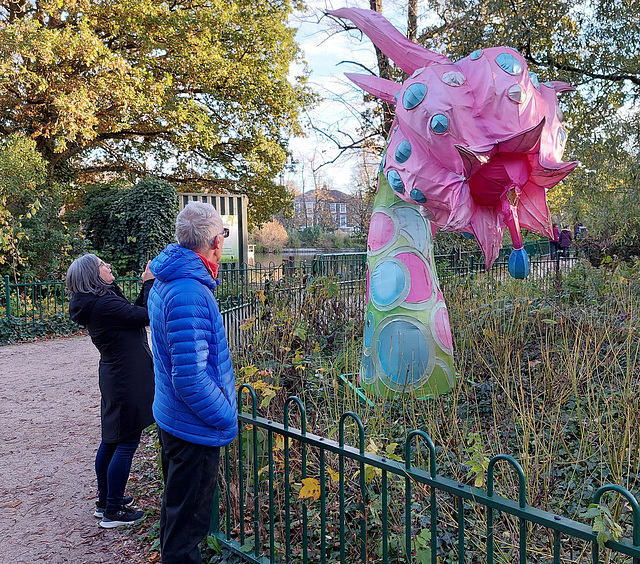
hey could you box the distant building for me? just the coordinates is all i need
[291,185,355,232]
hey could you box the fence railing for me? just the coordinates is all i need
[211,385,640,564]
[0,254,367,324]
[0,273,144,324]
[217,256,367,354]
[0,247,577,332]
[439,253,580,296]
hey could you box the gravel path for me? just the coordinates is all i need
[0,335,157,563]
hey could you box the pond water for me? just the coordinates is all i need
[252,248,364,267]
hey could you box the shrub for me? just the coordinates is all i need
[0,314,81,345]
[253,219,288,253]
[81,177,178,273]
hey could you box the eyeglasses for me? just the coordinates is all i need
[211,228,229,246]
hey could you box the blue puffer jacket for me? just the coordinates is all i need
[148,244,238,447]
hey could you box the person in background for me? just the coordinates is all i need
[559,227,573,257]
[550,224,560,259]
[66,254,155,528]
[148,202,237,564]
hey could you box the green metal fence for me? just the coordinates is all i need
[217,254,367,354]
[212,385,640,564]
[1,249,577,346]
[0,254,365,324]
[439,254,580,296]
[1,273,143,323]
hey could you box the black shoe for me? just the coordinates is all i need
[94,496,135,518]
[99,505,144,528]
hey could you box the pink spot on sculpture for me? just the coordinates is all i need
[434,306,453,351]
[396,252,432,303]
[368,211,396,252]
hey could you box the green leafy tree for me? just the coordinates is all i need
[82,177,179,273]
[0,134,46,278]
[0,0,314,226]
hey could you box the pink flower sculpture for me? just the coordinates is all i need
[330,7,577,270]
[328,8,578,398]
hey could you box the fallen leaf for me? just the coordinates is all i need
[298,477,321,501]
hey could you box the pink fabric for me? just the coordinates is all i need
[346,73,400,104]
[328,8,450,72]
[434,305,453,351]
[397,252,432,303]
[368,211,396,252]
[328,8,577,269]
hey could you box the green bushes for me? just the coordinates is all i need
[81,177,178,273]
[0,134,76,279]
[0,314,80,345]
[284,226,364,250]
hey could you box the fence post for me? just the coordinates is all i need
[555,252,562,292]
[4,275,10,318]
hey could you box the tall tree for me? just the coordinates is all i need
[369,0,395,136]
[0,134,46,278]
[0,0,314,225]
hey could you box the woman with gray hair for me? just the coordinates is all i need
[66,254,155,528]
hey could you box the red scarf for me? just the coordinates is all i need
[195,252,220,279]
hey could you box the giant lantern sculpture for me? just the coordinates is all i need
[327,8,578,398]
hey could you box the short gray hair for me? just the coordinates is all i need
[66,254,113,296]
[175,201,223,251]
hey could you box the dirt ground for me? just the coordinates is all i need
[0,334,160,563]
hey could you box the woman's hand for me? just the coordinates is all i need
[141,261,155,283]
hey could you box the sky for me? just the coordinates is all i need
[285,0,415,194]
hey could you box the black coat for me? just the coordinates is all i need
[69,281,155,443]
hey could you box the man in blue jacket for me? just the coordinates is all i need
[148,201,238,564]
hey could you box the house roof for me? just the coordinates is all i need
[294,188,352,202]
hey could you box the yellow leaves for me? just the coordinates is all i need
[249,379,281,393]
[364,465,377,484]
[237,366,281,409]
[292,349,306,371]
[259,388,278,409]
[367,439,401,461]
[326,467,340,483]
[240,316,255,330]
[239,365,258,379]
[298,478,321,501]
[384,442,402,462]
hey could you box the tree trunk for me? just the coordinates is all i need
[369,0,395,137]
[407,0,418,42]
